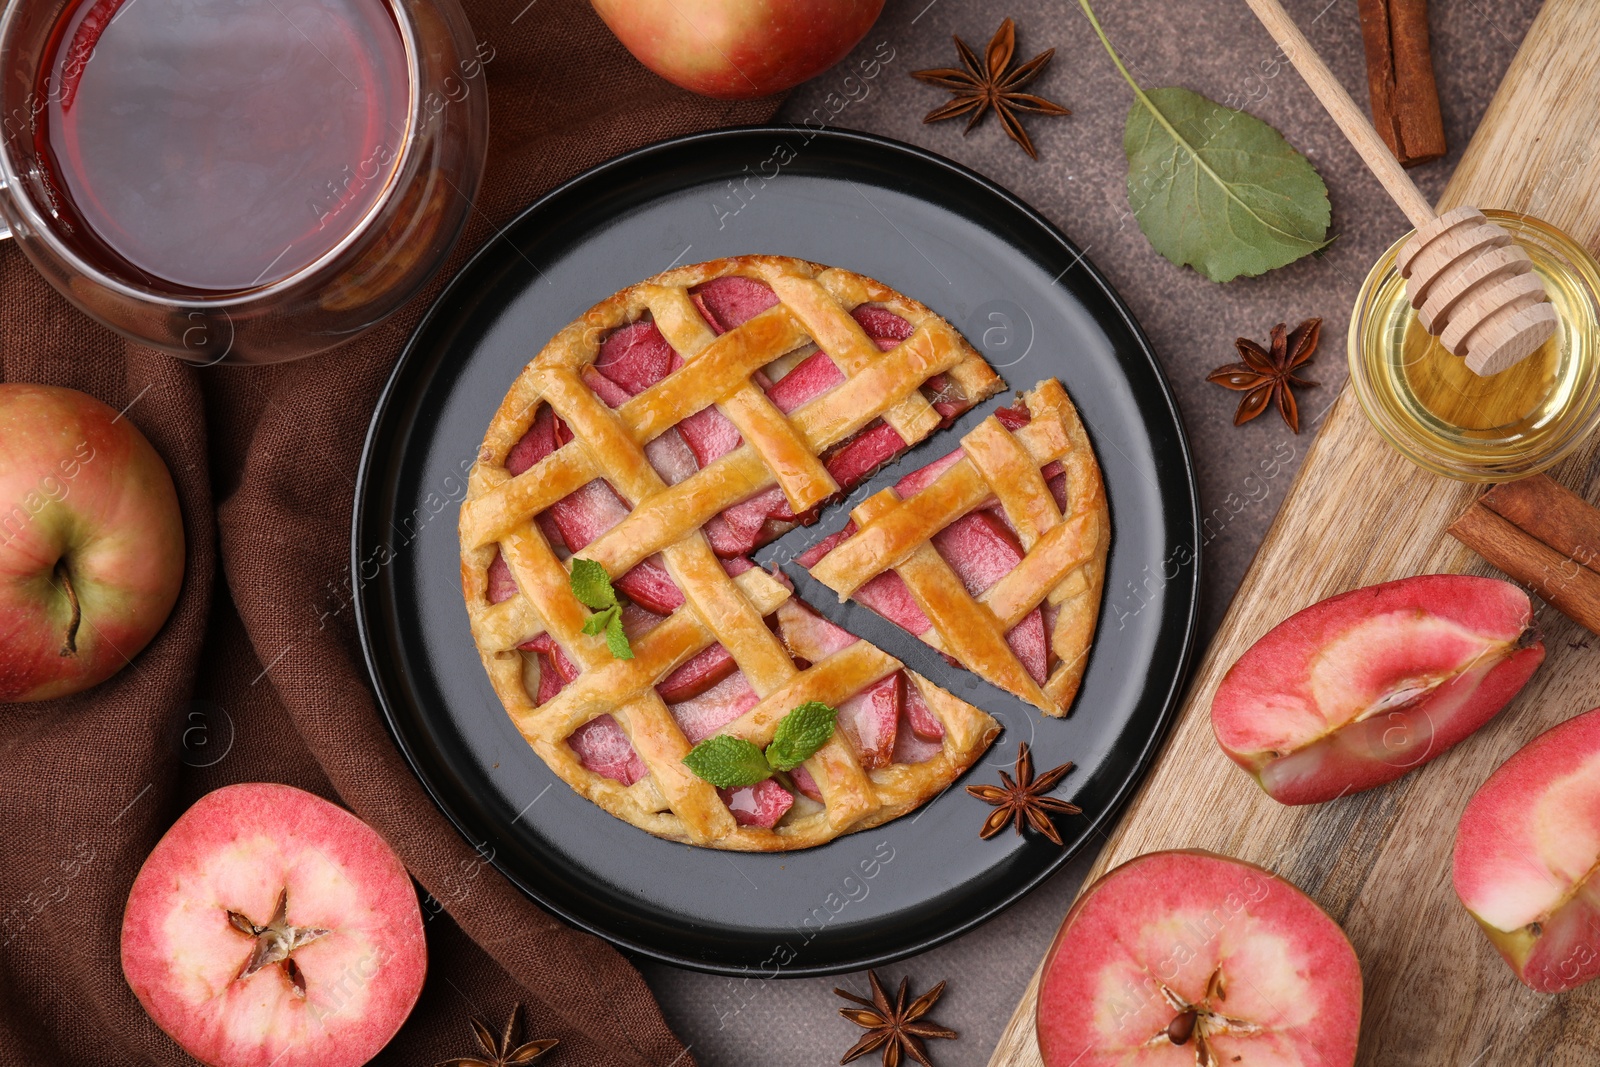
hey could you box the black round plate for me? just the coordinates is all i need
[353,127,1199,977]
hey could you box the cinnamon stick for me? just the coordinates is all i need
[1479,474,1600,573]
[1449,502,1600,635]
[1358,0,1447,167]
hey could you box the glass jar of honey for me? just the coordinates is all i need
[1349,211,1600,481]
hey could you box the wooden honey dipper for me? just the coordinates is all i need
[1245,0,1557,376]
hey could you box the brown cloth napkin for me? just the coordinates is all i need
[0,2,778,1063]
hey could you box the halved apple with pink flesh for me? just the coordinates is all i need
[121,784,426,1067]
[1211,575,1544,805]
[1453,706,1600,993]
[1036,849,1362,1067]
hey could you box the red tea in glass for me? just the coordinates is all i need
[37,0,411,291]
[0,0,488,361]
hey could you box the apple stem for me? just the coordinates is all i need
[55,560,81,657]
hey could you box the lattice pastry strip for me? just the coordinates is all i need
[460,257,999,553]
[804,379,1109,716]
[460,256,1011,850]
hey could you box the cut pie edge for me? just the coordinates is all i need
[799,378,1110,717]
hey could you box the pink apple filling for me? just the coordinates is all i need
[719,778,794,828]
[567,715,648,786]
[838,672,903,770]
[666,670,760,744]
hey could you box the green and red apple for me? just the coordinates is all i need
[1454,706,1600,994]
[122,784,427,1067]
[1036,849,1362,1066]
[1211,575,1543,805]
[590,0,884,99]
[0,383,184,702]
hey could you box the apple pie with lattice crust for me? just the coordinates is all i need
[458,256,1106,850]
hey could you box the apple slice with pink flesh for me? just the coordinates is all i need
[932,510,1047,682]
[774,597,857,662]
[593,319,683,394]
[789,764,825,802]
[691,275,780,332]
[656,640,738,702]
[677,403,744,467]
[766,350,845,414]
[120,783,426,1067]
[515,634,648,785]
[666,669,760,744]
[486,551,517,604]
[1454,705,1600,993]
[543,480,684,613]
[503,402,568,478]
[1036,849,1362,1067]
[838,671,902,770]
[798,524,933,639]
[1211,574,1544,805]
[568,714,648,786]
[719,778,794,828]
[903,679,944,742]
[851,304,913,347]
[823,420,908,489]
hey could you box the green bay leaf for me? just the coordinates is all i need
[1124,86,1331,283]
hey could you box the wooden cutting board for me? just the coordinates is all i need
[987,1,1600,1064]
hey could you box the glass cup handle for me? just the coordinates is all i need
[0,176,10,241]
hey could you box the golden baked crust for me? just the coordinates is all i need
[459,256,1006,850]
[805,379,1110,716]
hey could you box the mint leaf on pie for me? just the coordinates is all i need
[569,558,618,610]
[604,610,633,660]
[570,560,632,658]
[765,701,837,771]
[1077,0,1331,283]
[580,606,614,636]
[683,735,772,788]
[683,702,840,787]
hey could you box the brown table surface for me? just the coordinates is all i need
[637,0,1543,1062]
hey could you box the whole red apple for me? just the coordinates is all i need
[122,783,427,1067]
[1036,850,1362,1067]
[0,383,184,702]
[590,0,884,99]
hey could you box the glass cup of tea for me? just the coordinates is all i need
[0,0,489,364]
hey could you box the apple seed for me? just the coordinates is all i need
[226,887,330,997]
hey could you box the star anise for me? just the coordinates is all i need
[911,18,1070,159]
[965,742,1080,845]
[434,1004,557,1067]
[835,970,958,1067]
[1207,318,1321,433]
[226,887,329,997]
